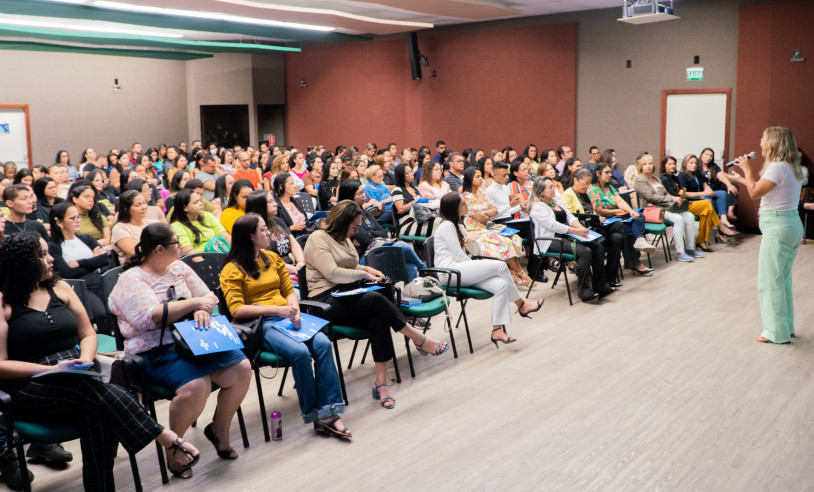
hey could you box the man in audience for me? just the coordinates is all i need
[166,145,179,165]
[486,161,524,222]
[555,145,574,174]
[232,151,261,188]
[433,140,447,163]
[3,185,49,240]
[196,154,222,202]
[585,146,601,173]
[178,141,188,157]
[259,142,269,153]
[129,142,142,165]
[444,152,465,192]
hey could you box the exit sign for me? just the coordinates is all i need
[686,67,704,81]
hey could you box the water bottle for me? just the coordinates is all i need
[270,411,282,441]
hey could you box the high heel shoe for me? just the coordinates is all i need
[629,267,654,276]
[414,335,449,356]
[372,383,395,409]
[490,327,517,348]
[696,243,713,252]
[517,298,544,318]
[204,424,238,460]
[513,272,532,288]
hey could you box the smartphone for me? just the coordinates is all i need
[73,362,94,369]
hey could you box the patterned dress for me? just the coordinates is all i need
[588,183,618,209]
[462,191,523,260]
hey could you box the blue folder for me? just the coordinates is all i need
[174,315,245,356]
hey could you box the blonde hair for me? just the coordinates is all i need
[635,152,654,173]
[679,154,698,173]
[761,126,803,180]
[270,154,287,175]
[373,154,386,167]
[365,164,382,181]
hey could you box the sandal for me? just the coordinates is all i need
[167,438,199,478]
[414,335,449,356]
[372,383,395,409]
[204,423,238,460]
[490,327,517,348]
[518,298,544,319]
[314,417,352,439]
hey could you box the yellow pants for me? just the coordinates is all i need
[688,200,719,244]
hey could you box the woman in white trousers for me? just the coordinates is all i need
[632,152,701,262]
[433,192,543,347]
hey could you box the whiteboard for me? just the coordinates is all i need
[0,106,30,168]
[665,93,728,165]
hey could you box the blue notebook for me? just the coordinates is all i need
[309,211,329,220]
[268,313,329,342]
[567,230,603,243]
[174,315,245,356]
[415,198,431,204]
[331,285,384,297]
[498,227,520,237]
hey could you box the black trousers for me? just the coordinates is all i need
[3,376,162,491]
[314,290,407,363]
[547,239,609,300]
[599,221,626,282]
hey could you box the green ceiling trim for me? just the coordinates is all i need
[0,39,211,60]
[0,25,302,52]
[0,0,371,44]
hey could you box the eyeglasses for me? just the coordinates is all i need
[167,241,180,246]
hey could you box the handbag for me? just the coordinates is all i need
[402,276,444,302]
[231,316,264,362]
[643,204,665,223]
[157,285,197,359]
[95,351,126,386]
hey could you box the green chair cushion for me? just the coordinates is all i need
[400,235,427,243]
[400,297,449,317]
[645,223,667,234]
[147,383,175,401]
[257,351,289,367]
[0,417,79,443]
[441,286,493,300]
[541,252,576,261]
[331,325,369,340]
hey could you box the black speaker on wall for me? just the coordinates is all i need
[408,32,422,80]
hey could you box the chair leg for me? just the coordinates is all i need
[12,435,31,492]
[255,366,270,442]
[278,366,289,397]
[660,234,669,263]
[563,268,573,306]
[647,252,653,269]
[404,335,416,378]
[457,300,474,354]
[445,308,459,358]
[144,396,170,485]
[526,254,543,299]
[236,406,249,448]
[128,450,143,492]
[359,340,371,365]
[332,339,349,406]
[389,334,401,384]
[347,340,359,370]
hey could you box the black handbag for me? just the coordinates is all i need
[232,316,264,362]
[157,286,197,359]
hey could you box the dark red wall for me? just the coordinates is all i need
[285,23,577,153]
[735,0,814,229]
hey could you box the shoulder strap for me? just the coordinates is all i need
[157,301,170,347]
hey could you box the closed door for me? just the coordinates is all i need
[662,89,731,166]
[0,105,32,167]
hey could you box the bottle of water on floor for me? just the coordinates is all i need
[270,411,282,441]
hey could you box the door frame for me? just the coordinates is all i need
[0,104,32,167]
[661,88,731,162]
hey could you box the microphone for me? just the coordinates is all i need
[725,151,756,167]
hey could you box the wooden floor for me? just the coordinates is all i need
[28,232,814,491]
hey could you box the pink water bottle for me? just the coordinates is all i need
[270,411,282,441]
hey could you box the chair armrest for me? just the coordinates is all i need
[0,389,14,430]
[533,236,568,260]
[299,300,331,317]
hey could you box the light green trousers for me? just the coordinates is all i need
[758,210,804,343]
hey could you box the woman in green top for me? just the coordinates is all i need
[68,183,111,246]
[169,189,231,255]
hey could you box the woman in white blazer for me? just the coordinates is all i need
[433,192,543,347]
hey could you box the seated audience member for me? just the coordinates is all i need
[362,165,394,224]
[444,153,466,193]
[213,173,235,216]
[127,178,167,222]
[679,154,736,232]
[508,160,533,218]
[274,173,310,236]
[56,150,80,182]
[529,176,614,302]
[244,189,305,283]
[0,232,200,490]
[12,169,33,187]
[584,146,601,174]
[304,200,449,409]
[560,169,630,284]
[318,157,341,210]
[589,163,657,262]
[417,160,450,199]
[169,189,231,255]
[336,180,425,281]
[288,151,308,191]
[633,152,702,261]
[353,155,369,186]
[660,155,729,249]
[523,144,541,173]
[166,154,190,183]
[111,190,156,265]
[461,168,532,287]
[220,214,351,438]
[599,149,628,191]
[109,223,251,477]
[163,179,218,219]
[195,154,222,202]
[48,201,113,333]
[220,178,254,234]
[434,192,544,346]
[48,163,72,199]
[301,157,322,209]
[68,182,111,246]
[485,161,527,229]
[3,184,49,240]
[391,163,441,238]
[699,147,739,224]
[164,170,191,212]
[538,160,564,197]
[476,155,494,189]
[558,157,584,189]
[32,164,49,182]
[86,169,118,216]
[30,177,64,225]
[3,162,16,181]
[264,154,288,190]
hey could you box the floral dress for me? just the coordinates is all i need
[588,183,618,209]
[462,191,523,260]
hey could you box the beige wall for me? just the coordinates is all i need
[0,50,188,166]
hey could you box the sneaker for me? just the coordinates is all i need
[633,237,657,253]
[687,249,705,258]
[675,252,694,262]
[26,443,72,463]
[0,448,34,491]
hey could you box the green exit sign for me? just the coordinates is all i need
[686,67,704,81]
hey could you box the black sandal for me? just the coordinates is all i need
[167,438,199,478]
[204,423,238,460]
[314,417,352,439]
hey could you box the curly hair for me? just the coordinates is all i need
[0,232,58,307]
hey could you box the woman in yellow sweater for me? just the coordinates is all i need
[220,214,351,438]
[219,179,254,234]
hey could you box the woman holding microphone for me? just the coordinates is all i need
[729,127,805,344]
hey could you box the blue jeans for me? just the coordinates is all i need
[360,241,426,281]
[262,317,345,423]
[705,190,728,216]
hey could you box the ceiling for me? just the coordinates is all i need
[0,0,623,59]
